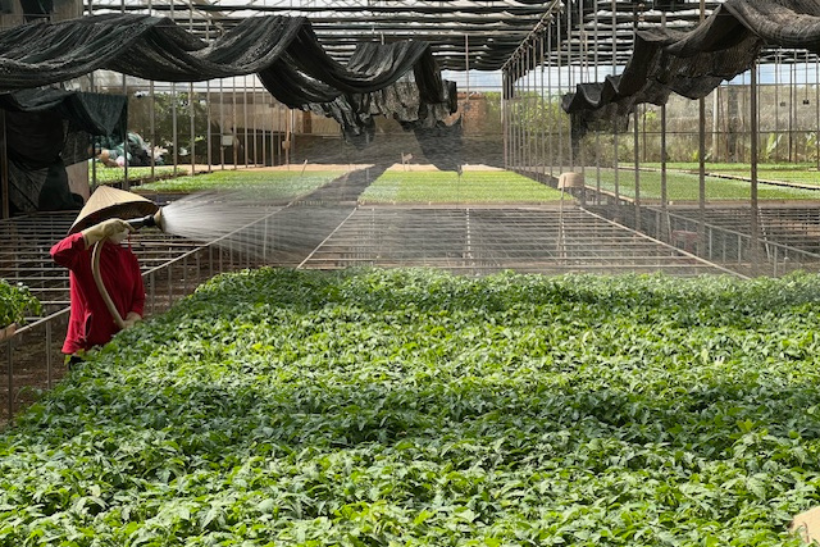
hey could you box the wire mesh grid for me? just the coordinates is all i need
[583,203,820,277]
[298,205,734,276]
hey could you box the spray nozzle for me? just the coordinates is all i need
[127,209,164,231]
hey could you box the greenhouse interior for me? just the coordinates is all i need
[3,0,820,544]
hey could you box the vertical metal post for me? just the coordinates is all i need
[660,12,668,240]
[206,22,212,171]
[149,79,156,181]
[190,81,196,175]
[774,54,780,163]
[539,33,546,177]
[510,62,516,171]
[502,70,508,169]
[46,322,52,390]
[789,52,795,163]
[150,271,155,315]
[750,59,760,275]
[261,89,267,167]
[244,84,250,167]
[698,0,707,255]
[594,0,601,203]
[263,217,269,262]
[547,23,553,179]
[524,45,530,172]
[611,0,619,200]
[0,110,8,220]
[634,107,641,231]
[556,16,563,175]
[632,6,641,230]
[121,0,129,191]
[6,339,12,423]
[567,0,573,169]
[220,78,226,170]
[253,83,258,166]
[170,0,178,174]
[233,77,239,169]
[516,55,521,173]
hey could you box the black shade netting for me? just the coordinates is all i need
[0,13,443,106]
[560,0,820,136]
[0,13,447,157]
[0,88,127,213]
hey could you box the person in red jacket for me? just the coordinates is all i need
[51,216,145,365]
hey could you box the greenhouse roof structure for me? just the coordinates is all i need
[77,0,744,72]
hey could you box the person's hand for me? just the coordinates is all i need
[82,218,133,246]
[122,312,142,329]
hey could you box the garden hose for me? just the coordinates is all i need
[91,241,127,330]
[91,212,163,331]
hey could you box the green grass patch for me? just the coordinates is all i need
[135,169,346,197]
[632,163,820,186]
[596,168,819,200]
[3,267,820,545]
[360,170,565,203]
[717,170,820,186]
[89,166,178,185]
[635,162,817,172]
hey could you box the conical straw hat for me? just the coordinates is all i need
[68,185,159,234]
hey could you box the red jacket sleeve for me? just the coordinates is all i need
[50,232,88,270]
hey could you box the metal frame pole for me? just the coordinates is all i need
[660,11,668,238]
[188,0,196,176]
[6,339,12,423]
[46,321,52,389]
[539,33,546,177]
[220,78,226,170]
[594,0,601,203]
[244,81,250,167]
[525,44,531,172]
[206,22,212,171]
[611,0,619,200]
[751,58,760,274]
[632,5,640,230]
[567,0,573,169]
[556,15,563,175]
[698,0,707,254]
[548,23,553,179]
[465,34,470,134]
[0,110,8,220]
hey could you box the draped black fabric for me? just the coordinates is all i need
[0,13,444,107]
[0,13,456,171]
[301,42,458,170]
[412,118,464,175]
[0,88,127,141]
[561,0,820,133]
[0,88,127,213]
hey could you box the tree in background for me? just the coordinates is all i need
[128,91,214,163]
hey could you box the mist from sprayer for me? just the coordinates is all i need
[139,163,389,265]
[126,126,468,265]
